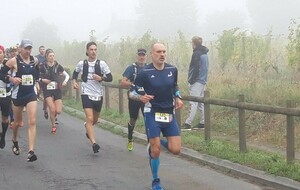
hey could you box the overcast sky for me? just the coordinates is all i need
[1,0,299,47]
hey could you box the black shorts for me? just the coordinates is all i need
[0,96,11,117]
[43,89,62,101]
[12,95,37,107]
[81,95,103,113]
[128,98,144,120]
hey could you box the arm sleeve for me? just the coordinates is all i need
[0,65,11,83]
[72,61,83,80]
[103,73,112,82]
[63,70,70,83]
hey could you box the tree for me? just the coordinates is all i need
[21,17,61,48]
[136,0,200,39]
[287,19,300,71]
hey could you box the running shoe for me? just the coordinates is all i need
[44,110,48,119]
[152,178,164,190]
[127,140,134,151]
[12,140,20,155]
[51,126,57,134]
[27,150,37,162]
[92,143,100,153]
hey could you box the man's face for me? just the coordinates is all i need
[137,53,147,64]
[20,46,32,59]
[87,45,97,60]
[39,47,45,55]
[151,43,166,65]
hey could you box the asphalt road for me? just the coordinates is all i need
[0,104,271,190]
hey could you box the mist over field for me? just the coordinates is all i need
[1,0,300,48]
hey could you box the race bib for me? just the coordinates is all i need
[88,95,101,101]
[22,75,34,86]
[47,81,57,90]
[155,112,173,123]
[0,88,6,98]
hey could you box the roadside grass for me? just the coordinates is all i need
[63,99,300,182]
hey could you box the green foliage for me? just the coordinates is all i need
[168,31,191,70]
[216,28,271,72]
[287,19,300,70]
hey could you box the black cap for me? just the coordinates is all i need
[137,48,146,55]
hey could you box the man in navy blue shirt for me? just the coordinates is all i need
[120,48,147,151]
[129,43,184,190]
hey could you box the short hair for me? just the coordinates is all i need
[86,42,97,50]
[192,36,202,46]
[39,45,45,49]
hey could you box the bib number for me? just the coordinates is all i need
[88,95,101,101]
[47,81,57,90]
[0,88,6,98]
[22,75,34,86]
[155,112,172,123]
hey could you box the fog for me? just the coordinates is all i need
[1,0,300,47]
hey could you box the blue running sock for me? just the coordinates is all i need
[149,157,160,180]
[160,139,168,150]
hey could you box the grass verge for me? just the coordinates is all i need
[63,98,300,182]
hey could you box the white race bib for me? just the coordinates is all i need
[155,112,173,123]
[0,88,6,98]
[21,75,34,86]
[88,95,101,101]
[47,81,57,90]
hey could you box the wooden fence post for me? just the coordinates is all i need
[119,88,124,114]
[238,94,247,152]
[286,100,295,164]
[105,86,110,109]
[204,91,211,141]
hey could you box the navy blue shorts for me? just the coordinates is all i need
[12,95,37,107]
[144,109,180,139]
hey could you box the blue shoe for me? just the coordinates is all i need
[152,178,164,190]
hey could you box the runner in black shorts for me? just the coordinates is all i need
[40,49,69,134]
[0,45,11,149]
[120,48,147,151]
[72,42,113,153]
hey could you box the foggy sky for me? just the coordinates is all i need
[1,0,300,47]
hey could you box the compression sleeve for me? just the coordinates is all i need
[102,73,113,82]
[63,70,70,83]
[72,70,79,80]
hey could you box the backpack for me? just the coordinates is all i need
[81,59,101,82]
[132,63,138,82]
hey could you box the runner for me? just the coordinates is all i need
[40,49,69,134]
[129,43,184,190]
[0,39,40,162]
[72,42,113,153]
[120,48,147,151]
[0,45,11,149]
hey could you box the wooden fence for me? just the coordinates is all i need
[66,82,298,164]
